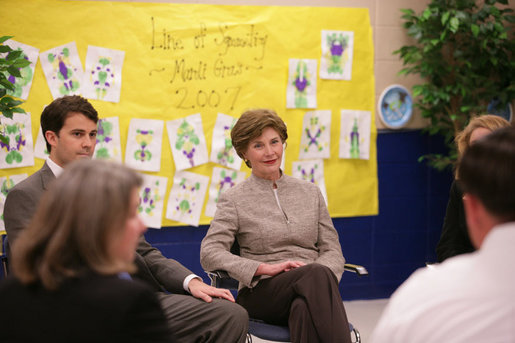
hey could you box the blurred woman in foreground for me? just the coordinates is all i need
[0,159,173,342]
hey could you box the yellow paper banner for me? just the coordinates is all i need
[0,0,377,226]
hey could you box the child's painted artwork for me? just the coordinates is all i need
[0,112,34,169]
[138,173,168,229]
[166,113,209,171]
[286,59,317,109]
[320,30,354,80]
[82,46,125,103]
[94,117,122,162]
[34,126,49,160]
[125,119,164,172]
[3,40,39,100]
[210,113,242,170]
[40,42,84,99]
[292,159,328,206]
[205,167,246,218]
[0,173,28,230]
[339,110,371,160]
[299,110,331,160]
[166,171,209,227]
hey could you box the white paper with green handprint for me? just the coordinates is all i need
[0,173,28,230]
[34,125,49,160]
[339,109,371,160]
[299,110,331,160]
[125,118,164,172]
[209,113,242,170]
[167,113,208,171]
[94,117,122,163]
[205,167,246,218]
[320,30,354,80]
[40,42,84,100]
[82,46,125,103]
[0,112,35,169]
[166,171,209,227]
[292,159,328,206]
[138,173,168,229]
[286,59,317,109]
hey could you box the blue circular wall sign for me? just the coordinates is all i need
[378,84,413,129]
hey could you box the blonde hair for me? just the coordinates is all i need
[456,114,511,156]
[231,109,288,168]
[12,159,142,290]
[453,114,511,178]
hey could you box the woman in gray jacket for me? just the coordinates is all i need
[200,109,351,343]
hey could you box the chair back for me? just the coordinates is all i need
[1,234,9,277]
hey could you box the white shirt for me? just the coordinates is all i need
[371,222,515,343]
[46,157,63,177]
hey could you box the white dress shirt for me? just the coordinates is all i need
[371,222,515,343]
[46,157,63,177]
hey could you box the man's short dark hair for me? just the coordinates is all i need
[41,95,99,152]
[458,127,515,222]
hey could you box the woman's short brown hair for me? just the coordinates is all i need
[12,159,142,290]
[231,109,288,168]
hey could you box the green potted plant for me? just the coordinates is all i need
[0,35,31,146]
[395,0,514,170]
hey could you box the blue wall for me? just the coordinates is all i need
[145,129,453,300]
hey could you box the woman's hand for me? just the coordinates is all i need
[255,261,306,277]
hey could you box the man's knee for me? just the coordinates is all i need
[211,299,249,342]
[212,298,249,325]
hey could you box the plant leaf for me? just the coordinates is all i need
[449,17,460,33]
[0,46,12,53]
[0,36,14,44]
[12,107,26,114]
[12,59,31,68]
[441,11,450,25]
[471,24,480,37]
[0,78,15,91]
[7,66,21,77]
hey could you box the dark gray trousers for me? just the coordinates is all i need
[158,293,248,343]
[237,263,352,343]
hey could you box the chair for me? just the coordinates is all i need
[1,233,9,277]
[205,243,368,343]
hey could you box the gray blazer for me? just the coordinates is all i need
[3,162,192,293]
[200,173,345,289]
[4,162,55,245]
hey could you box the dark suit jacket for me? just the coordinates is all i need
[0,273,173,343]
[4,162,55,245]
[436,180,475,262]
[3,162,194,293]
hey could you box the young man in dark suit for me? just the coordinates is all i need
[4,95,248,343]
